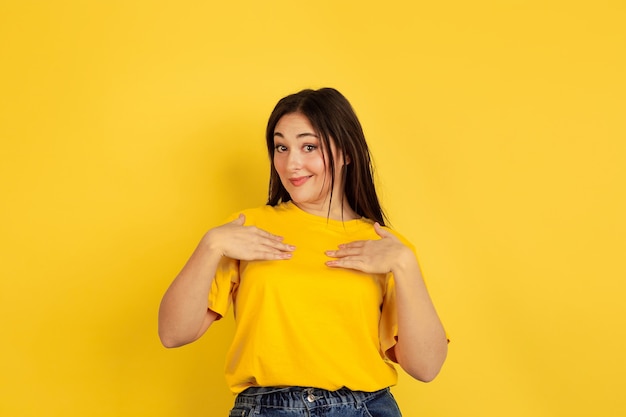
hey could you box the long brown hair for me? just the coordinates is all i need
[265,88,387,226]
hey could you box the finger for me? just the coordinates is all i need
[261,238,296,252]
[325,258,368,272]
[374,222,393,238]
[250,229,293,249]
[253,248,293,260]
[232,213,246,226]
[243,230,295,252]
[337,240,367,249]
[325,247,362,258]
[249,225,285,242]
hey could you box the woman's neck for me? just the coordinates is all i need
[291,198,360,221]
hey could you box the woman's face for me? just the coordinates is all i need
[272,112,346,215]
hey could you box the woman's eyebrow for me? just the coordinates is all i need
[297,132,318,139]
[273,131,319,139]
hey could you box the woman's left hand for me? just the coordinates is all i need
[327,222,448,382]
[325,223,414,274]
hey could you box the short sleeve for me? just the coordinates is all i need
[207,213,242,319]
[207,256,239,319]
[379,272,398,359]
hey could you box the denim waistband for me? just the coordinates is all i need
[234,386,389,409]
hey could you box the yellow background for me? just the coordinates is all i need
[1,1,624,416]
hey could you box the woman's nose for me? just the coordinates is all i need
[287,151,302,171]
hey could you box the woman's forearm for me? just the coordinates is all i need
[391,250,448,382]
[158,235,222,348]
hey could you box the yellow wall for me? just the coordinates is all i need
[1,1,624,416]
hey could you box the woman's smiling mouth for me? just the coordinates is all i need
[289,176,312,187]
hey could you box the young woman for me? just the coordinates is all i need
[158,88,448,416]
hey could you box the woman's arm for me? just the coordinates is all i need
[158,214,295,348]
[158,237,223,348]
[384,247,448,382]
[325,223,447,382]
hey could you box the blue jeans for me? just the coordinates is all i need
[228,386,402,417]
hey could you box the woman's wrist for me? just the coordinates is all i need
[390,245,420,276]
[201,228,225,258]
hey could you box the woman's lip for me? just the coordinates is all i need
[289,176,312,186]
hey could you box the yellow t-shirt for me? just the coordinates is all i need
[208,202,412,394]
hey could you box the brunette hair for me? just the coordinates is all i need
[265,87,387,226]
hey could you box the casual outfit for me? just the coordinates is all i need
[209,202,414,416]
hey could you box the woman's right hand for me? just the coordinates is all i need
[159,213,292,348]
[203,214,295,261]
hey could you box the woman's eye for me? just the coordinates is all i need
[304,144,317,152]
[275,145,287,153]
